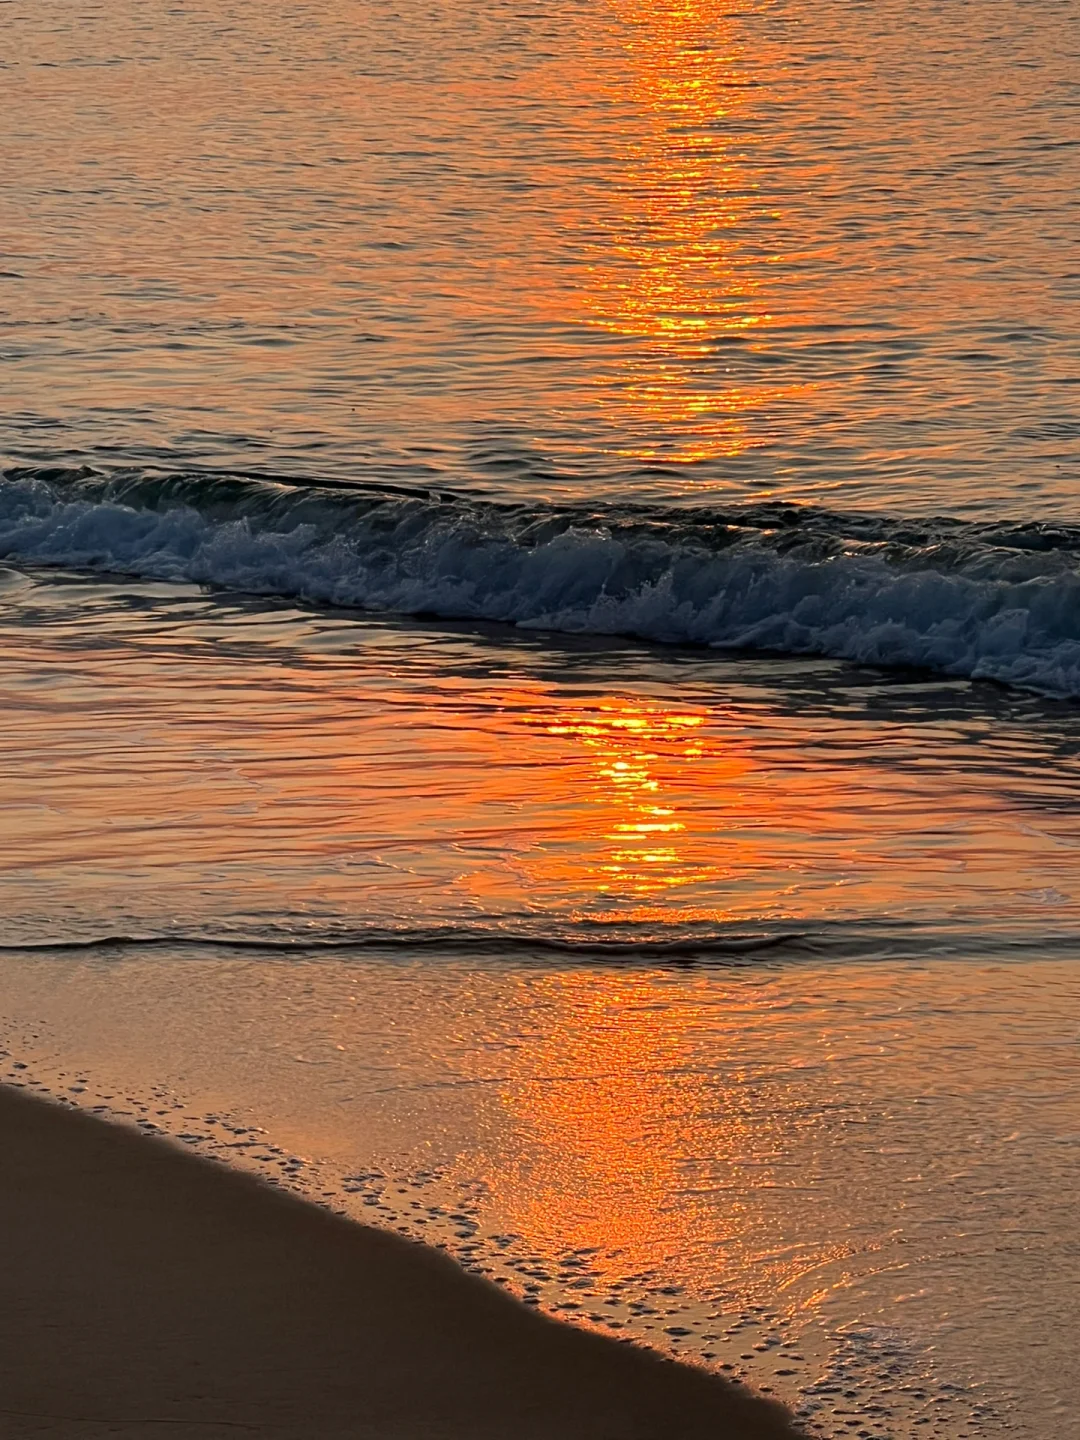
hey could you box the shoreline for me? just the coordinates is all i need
[0,1081,803,1439]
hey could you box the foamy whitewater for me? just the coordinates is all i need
[5,465,1080,696]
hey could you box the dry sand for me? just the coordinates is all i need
[0,1083,804,1439]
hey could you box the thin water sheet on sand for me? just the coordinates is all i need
[0,1082,802,1440]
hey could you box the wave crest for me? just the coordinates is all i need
[3,464,1080,696]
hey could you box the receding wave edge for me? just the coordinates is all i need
[5,921,1079,964]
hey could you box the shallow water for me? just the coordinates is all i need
[2,570,1080,1438]
[4,568,1080,952]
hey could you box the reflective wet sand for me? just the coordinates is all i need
[2,949,1078,1440]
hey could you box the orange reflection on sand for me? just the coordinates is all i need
[479,969,726,1266]
[470,966,849,1300]
[576,0,808,463]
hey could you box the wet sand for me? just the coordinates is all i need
[0,1083,802,1440]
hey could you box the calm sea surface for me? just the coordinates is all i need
[2,1,1080,1437]
[4,0,1079,511]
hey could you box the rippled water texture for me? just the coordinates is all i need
[3,0,1078,513]
[4,568,1080,950]
[1,555,1079,1440]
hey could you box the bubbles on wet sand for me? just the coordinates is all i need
[0,1031,1013,1440]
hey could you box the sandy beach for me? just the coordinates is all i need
[0,1083,802,1440]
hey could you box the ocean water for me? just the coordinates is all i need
[2,0,1080,1436]
[3,570,1080,1440]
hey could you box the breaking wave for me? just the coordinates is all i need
[4,463,1080,697]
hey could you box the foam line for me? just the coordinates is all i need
[3,465,1080,697]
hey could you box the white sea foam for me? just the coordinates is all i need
[3,469,1080,697]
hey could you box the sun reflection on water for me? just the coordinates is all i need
[535,702,722,901]
[576,0,809,464]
